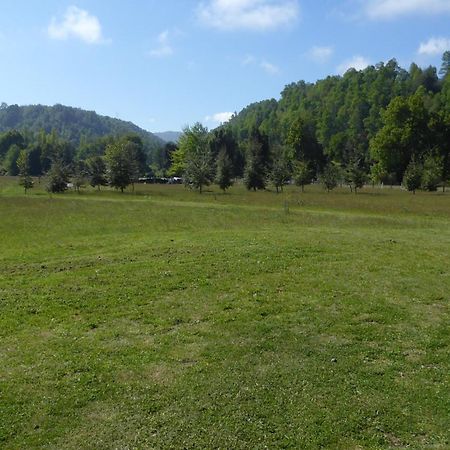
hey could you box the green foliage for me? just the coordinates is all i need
[3,144,22,175]
[71,160,88,193]
[402,160,423,194]
[181,124,214,193]
[293,160,312,191]
[46,159,69,193]
[422,156,442,191]
[86,156,108,190]
[345,160,367,193]
[320,162,340,192]
[0,103,163,150]
[0,129,25,160]
[105,142,133,192]
[17,150,33,193]
[210,127,242,176]
[370,91,430,181]
[270,149,292,193]
[150,142,177,176]
[215,148,234,192]
[225,56,449,185]
[439,51,450,78]
[243,129,269,191]
[169,123,209,178]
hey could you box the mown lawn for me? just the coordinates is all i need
[1,180,449,449]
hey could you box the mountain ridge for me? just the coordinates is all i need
[0,103,164,149]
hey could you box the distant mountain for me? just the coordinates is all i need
[0,103,164,149]
[154,131,182,143]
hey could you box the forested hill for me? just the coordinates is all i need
[0,103,163,149]
[221,56,450,184]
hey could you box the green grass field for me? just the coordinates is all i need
[1,178,449,449]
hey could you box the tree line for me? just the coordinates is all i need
[180,52,449,193]
[2,53,450,194]
[0,129,153,193]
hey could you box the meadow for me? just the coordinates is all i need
[0,177,449,449]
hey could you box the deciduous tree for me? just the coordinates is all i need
[17,150,33,193]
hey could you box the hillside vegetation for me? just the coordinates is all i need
[209,54,450,189]
[1,55,449,194]
[0,103,163,149]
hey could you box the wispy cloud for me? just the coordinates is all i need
[242,54,257,66]
[366,0,450,20]
[309,45,334,63]
[205,112,234,124]
[197,0,299,31]
[337,55,371,74]
[48,6,105,44]
[149,30,174,58]
[418,37,450,56]
[260,60,280,74]
[242,54,280,74]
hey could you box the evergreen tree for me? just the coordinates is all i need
[320,163,340,192]
[243,129,269,191]
[86,156,108,190]
[345,160,367,193]
[439,51,450,78]
[46,159,69,193]
[215,147,234,192]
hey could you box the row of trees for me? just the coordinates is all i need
[196,53,450,193]
[168,123,366,194]
[12,132,149,194]
[4,53,450,195]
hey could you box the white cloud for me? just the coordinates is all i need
[418,37,450,56]
[197,0,299,31]
[205,112,234,124]
[149,30,174,57]
[242,55,280,74]
[366,0,450,20]
[48,6,104,44]
[242,54,257,66]
[337,56,371,74]
[309,46,334,63]
[260,60,280,74]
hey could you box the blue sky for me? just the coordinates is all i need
[1,0,449,132]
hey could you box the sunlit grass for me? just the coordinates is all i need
[1,177,449,449]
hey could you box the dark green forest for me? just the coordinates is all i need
[1,53,450,193]
[215,54,450,190]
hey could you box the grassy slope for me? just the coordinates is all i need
[1,180,449,449]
